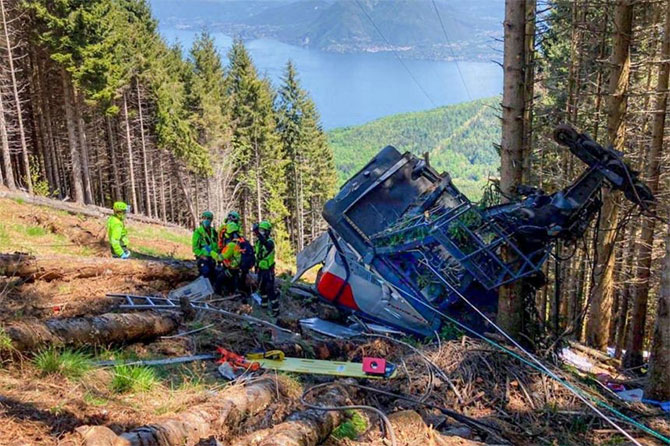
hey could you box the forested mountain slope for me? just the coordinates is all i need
[150,0,503,61]
[0,0,337,259]
[328,97,500,198]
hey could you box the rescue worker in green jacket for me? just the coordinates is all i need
[220,221,243,294]
[253,220,279,317]
[107,201,131,259]
[192,211,220,282]
[217,211,241,251]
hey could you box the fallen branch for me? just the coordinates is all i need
[0,253,196,282]
[3,312,179,351]
[75,378,280,446]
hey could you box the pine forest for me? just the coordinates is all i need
[0,0,337,258]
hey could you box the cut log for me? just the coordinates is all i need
[388,410,485,446]
[3,312,179,351]
[76,378,280,446]
[0,253,196,282]
[235,383,352,446]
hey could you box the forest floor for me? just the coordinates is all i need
[0,197,668,446]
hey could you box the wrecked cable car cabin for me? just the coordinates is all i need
[295,125,654,336]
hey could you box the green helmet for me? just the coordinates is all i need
[226,211,241,223]
[259,220,272,231]
[113,201,128,212]
[226,221,240,234]
[201,211,214,220]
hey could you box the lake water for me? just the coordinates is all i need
[160,28,503,129]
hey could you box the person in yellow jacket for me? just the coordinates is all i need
[107,202,131,259]
[253,220,278,317]
[220,221,243,293]
[192,210,220,281]
[217,211,241,252]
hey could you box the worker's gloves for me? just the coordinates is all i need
[120,250,131,260]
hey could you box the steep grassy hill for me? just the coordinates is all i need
[328,97,501,199]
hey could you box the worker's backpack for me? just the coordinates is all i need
[236,237,256,271]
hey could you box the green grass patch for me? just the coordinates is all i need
[92,346,140,362]
[0,328,13,352]
[110,365,158,393]
[135,246,161,257]
[438,321,463,341]
[0,224,9,246]
[12,198,24,205]
[26,225,48,237]
[33,348,91,379]
[331,410,368,440]
[48,403,66,415]
[83,392,109,407]
[158,229,190,245]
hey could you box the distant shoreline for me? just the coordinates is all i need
[161,24,501,63]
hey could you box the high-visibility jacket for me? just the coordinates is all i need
[254,236,275,270]
[192,225,219,259]
[221,236,242,269]
[107,214,129,257]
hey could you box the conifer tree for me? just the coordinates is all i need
[276,61,336,250]
[227,40,289,254]
[187,32,235,219]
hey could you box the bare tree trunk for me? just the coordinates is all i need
[123,92,138,212]
[40,56,61,196]
[0,253,196,282]
[1,0,31,192]
[61,69,85,203]
[234,383,352,446]
[614,225,637,357]
[168,171,175,222]
[173,159,197,228]
[136,81,152,218]
[497,0,529,339]
[75,92,93,204]
[0,79,15,189]
[645,225,670,400]
[585,0,633,351]
[521,0,536,182]
[591,9,610,141]
[31,48,55,191]
[77,379,281,446]
[151,155,159,218]
[4,313,178,352]
[160,156,167,221]
[623,0,669,368]
[105,115,121,200]
[255,146,262,222]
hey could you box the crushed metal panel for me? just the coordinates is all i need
[300,317,360,339]
[168,276,214,302]
[293,232,331,282]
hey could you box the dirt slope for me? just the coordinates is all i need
[0,197,668,446]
